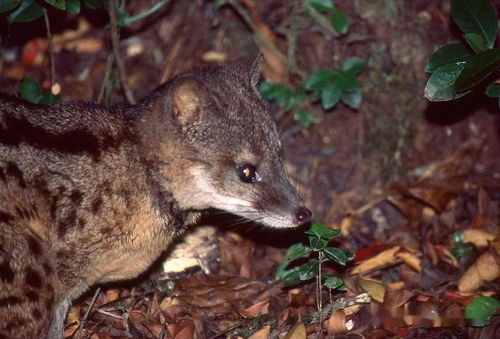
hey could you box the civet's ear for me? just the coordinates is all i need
[170,77,206,124]
[248,54,264,89]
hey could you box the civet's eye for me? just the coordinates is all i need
[236,164,261,183]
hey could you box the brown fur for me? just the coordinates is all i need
[0,57,309,338]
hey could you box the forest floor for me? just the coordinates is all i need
[0,0,498,338]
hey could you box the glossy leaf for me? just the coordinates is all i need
[17,78,43,103]
[305,222,341,239]
[116,7,131,27]
[0,0,19,13]
[305,70,335,90]
[321,84,341,109]
[343,248,355,261]
[330,10,348,34]
[341,57,367,75]
[8,0,43,22]
[452,231,464,244]
[464,296,500,327]
[424,62,465,101]
[66,0,81,13]
[280,269,302,287]
[259,82,295,111]
[425,43,471,73]
[323,275,344,289]
[463,33,487,53]
[324,247,347,265]
[336,70,358,91]
[45,0,66,10]
[309,236,329,251]
[298,260,319,281]
[293,110,314,128]
[340,89,362,109]
[455,48,500,92]
[83,0,105,9]
[308,0,333,12]
[451,0,497,49]
[485,81,500,97]
[284,243,312,261]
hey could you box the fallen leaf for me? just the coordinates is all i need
[358,278,386,303]
[248,325,270,339]
[284,320,306,339]
[463,229,497,248]
[351,246,400,274]
[324,310,349,334]
[458,239,500,292]
[396,251,421,272]
[238,299,270,318]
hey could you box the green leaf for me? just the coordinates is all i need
[66,0,81,13]
[293,110,314,128]
[17,78,43,103]
[451,243,474,258]
[0,0,20,13]
[336,70,358,91]
[298,260,319,281]
[305,222,341,239]
[343,248,355,261]
[455,48,500,92]
[341,57,367,75]
[323,275,344,289]
[45,0,66,10]
[305,70,335,90]
[284,243,312,261]
[424,62,465,101]
[38,93,59,105]
[8,0,43,22]
[309,236,329,251]
[308,0,333,12]
[330,10,348,34]
[463,33,488,53]
[464,296,500,327]
[83,0,105,9]
[321,84,341,109]
[451,0,497,49]
[116,7,131,27]
[486,81,500,97]
[259,82,295,111]
[425,43,472,73]
[340,89,362,109]
[452,231,464,244]
[324,247,347,265]
[280,269,302,287]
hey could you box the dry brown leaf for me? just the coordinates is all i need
[351,246,400,275]
[386,281,405,290]
[284,320,306,339]
[239,299,270,318]
[383,288,414,309]
[340,214,355,236]
[324,310,349,334]
[248,325,270,339]
[105,289,120,302]
[396,252,421,272]
[463,229,497,248]
[202,51,228,63]
[63,305,80,337]
[241,0,285,82]
[458,241,500,292]
[174,322,194,339]
[358,278,386,303]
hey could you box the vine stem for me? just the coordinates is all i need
[108,0,136,104]
[124,0,170,25]
[43,9,56,89]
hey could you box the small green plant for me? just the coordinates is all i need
[424,0,500,104]
[276,223,354,290]
[259,56,366,129]
[450,231,474,258]
[465,296,500,327]
[17,78,59,104]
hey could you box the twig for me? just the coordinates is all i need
[76,287,101,339]
[43,9,56,88]
[303,292,371,325]
[124,0,170,25]
[108,0,136,104]
[303,4,339,37]
[228,0,286,63]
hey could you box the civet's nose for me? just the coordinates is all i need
[293,207,312,225]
